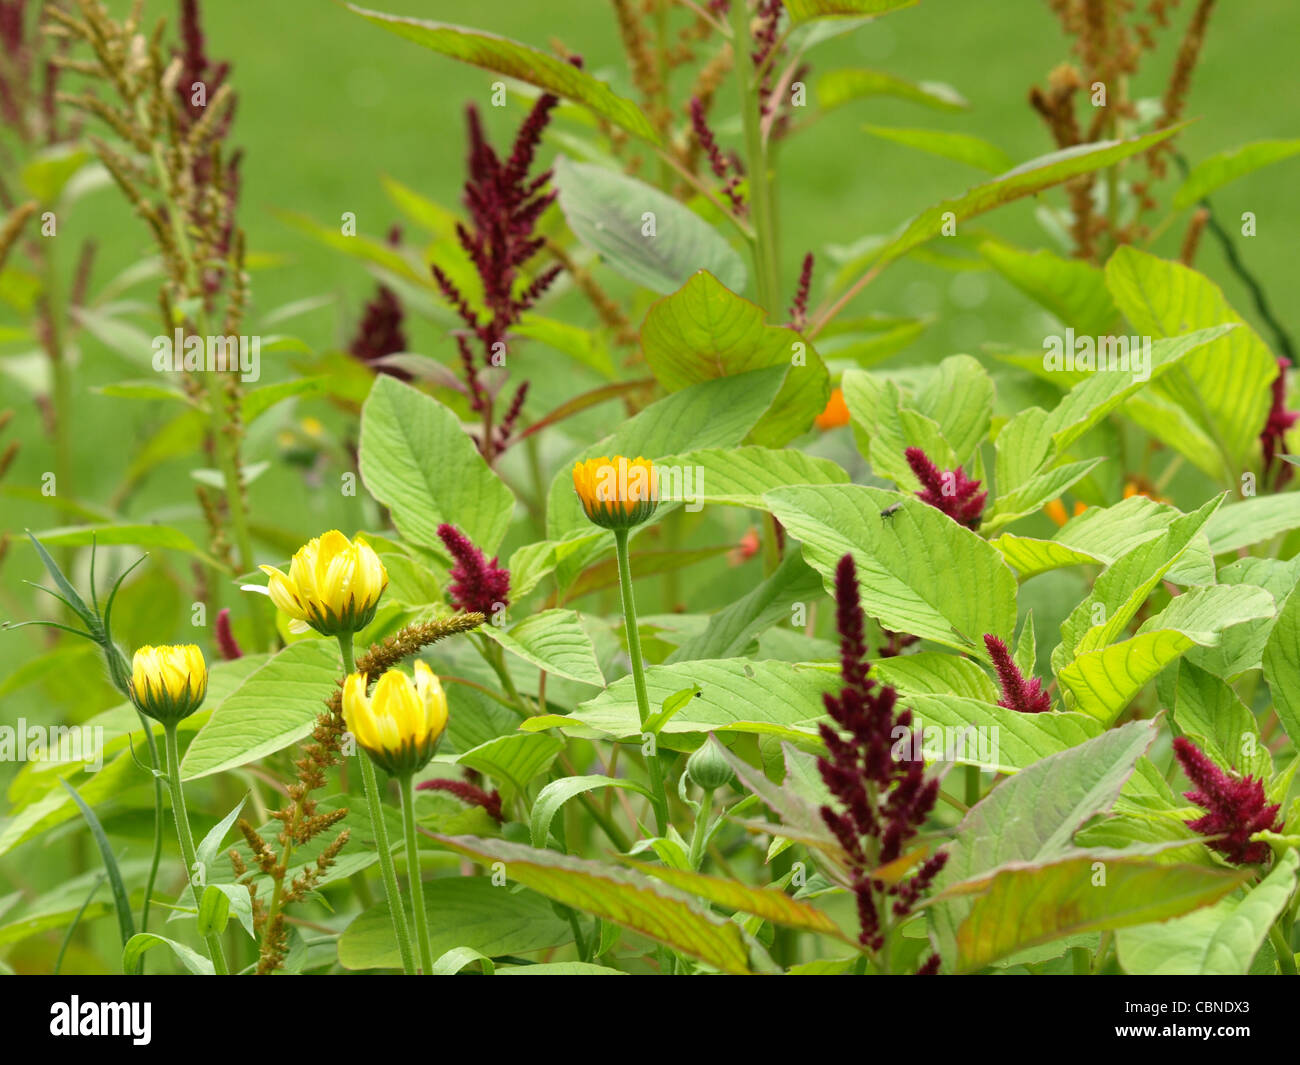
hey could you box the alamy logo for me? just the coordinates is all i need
[49,997,151,1045]
[152,328,261,382]
[1042,328,1151,382]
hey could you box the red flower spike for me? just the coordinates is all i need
[905,447,987,530]
[1261,356,1297,487]
[1172,737,1282,865]
[982,634,1051,714]
[436,523,510,620]
[214,607,242,661]
[816,553,945,963]
[789,252,814,331]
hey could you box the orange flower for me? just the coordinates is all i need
[1123,476,1169,504]
[814,387,850,430]
[1045,499,1088,527]
[572,455,659,529]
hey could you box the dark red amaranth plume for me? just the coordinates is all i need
[689,96,745,211]
[418,777,504,823]
[982,634,1051,714]
[432,73,574,460]
[789,252,814,330]
[214,607,242,660]
[1172,737,1281,865]
[904,446,987,530]
[349,226,409,380]
[878,627,919,659]
[817,552,945,972]
[1261,356,1297,488]
[436,523,510,619]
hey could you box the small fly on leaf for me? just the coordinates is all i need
[880,502,904,519]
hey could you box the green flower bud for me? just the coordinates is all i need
[686,740,734,792]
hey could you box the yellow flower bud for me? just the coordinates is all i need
[572,455,659,530]
[130,644,208,724]
[258,530,388,636]
[342,661,448,776]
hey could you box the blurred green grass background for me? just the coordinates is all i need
[2,0,1298,711]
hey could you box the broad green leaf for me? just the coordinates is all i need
[531,776,652,849]
[985,458,1104,534]
[817,69,965,112]
[182,640,341,780]
[667,551,823,664]
[869,126,1184,271]
[659,446,849,510]
[1116,850,1300,975]
[337,876,572,970]
[1174,139,1300,208]
[1106,246,1277,476]
[571,659,837,744]
[433,836,754,973]
[514,312,616,378]
[1166,661,1270,780]
[554,158,746,295]
[989,535,1104,580]
[481,609,604,687]
[632,864,851,941]
[842,372,955,487]
[913,354,994,463]
[348,7,660,142]
[1138,584,1274,646]
[1263,586,1300,746]
[864,125,1012,173]
[1059,630,1197,724]
[640,271,828,447]
[870,653,999,702]
[980,241,1118,336]
[1205,493,1300,553]
[765,484,1017,653]
[930,720,1156,962]
[904,694,1103,772]
[455,733,564,797]
[956,856,1248,972]
[498,961,627,975]
[359,375,514,554]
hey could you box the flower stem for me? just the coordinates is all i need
[400,773,433,974]
[614,528,669,835]
[340,634,416,975]
[688,788,714,870]
[162,723,228,975]
[1269,921,1297,975]
[134,710,163,933]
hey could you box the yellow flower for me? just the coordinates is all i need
[572,455,659,530]
[342,661,448,776]
[130,644,207,724]
[258,530,388,636]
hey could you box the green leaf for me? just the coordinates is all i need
[28,523,224,571]
[455,733,565,797]
[433,836,754,973]
[1263,586,1300,746]
[359,375,514,554]
[181,641,341,781]
[930,720,1156,962]
[870,652,999,702]
[337,876,572,970]
[196,884,231,937]
[659,446,849,511]
[122,932,214,976]
[956,855,1248,972]
[59,780,135,958]
[1059,631,1197,724]
[869,126,1184,271]
[347,7,660,143]
[1105,246,1277,476]
[572,659,839,743]
[530,775,651,849]
[666,551,823,664]
[481,609,604,687]
[864,125,1012,173]
[1206,493,1300,554]
[765,484,1017,653]
[1116,850,1300,974]
[631,863,850,941]
[640,271,828,447]
[904,694,1104,772]
[1174,139,1300,208]
[1167,661,1270,779]
[554,159,746,295]
[980,241,1118,336]
[817,69,966,112]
